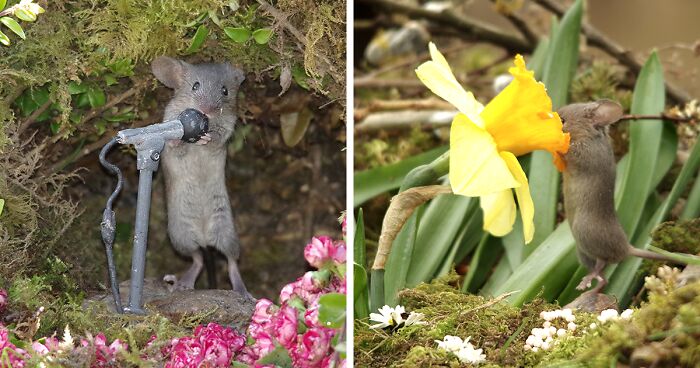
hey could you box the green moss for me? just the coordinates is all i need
[355,275,559,367]
[640,219,700,275]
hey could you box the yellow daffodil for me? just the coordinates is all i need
[415,42,569,243]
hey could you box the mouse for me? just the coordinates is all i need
[151,56,250,297]
[559,99,682,293]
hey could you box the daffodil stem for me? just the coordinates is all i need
[398,151,450,192]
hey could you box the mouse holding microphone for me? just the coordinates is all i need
[559,99,690,293]
[151,56,250,297]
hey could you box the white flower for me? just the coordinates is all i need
[597,309,620,323]
[620,309,634,320]
[436,335,486,364]
[435,335,465,353]
[404,311,427,326]
[567,322,577,331]
[369,305,399,329]
[391,305,406,326]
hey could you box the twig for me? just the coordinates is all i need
[620,114,696,122]
[18,100,52,135]
[459,290,518,316]
[358,43,472,80]
[354,79,433,89]
[357,0,533,53]
[50,82,145,144]
[488,0,540,45]
[532,0,691,104]
[48,117,157,173]
[356,110,456,134]
[355,99,454,121]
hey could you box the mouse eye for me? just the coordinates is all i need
[192,82,200,91]
[221,86,228,96]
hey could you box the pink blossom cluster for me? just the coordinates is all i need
[236,235,347,367]
[0,325,28,368]
[161,323,246,367]
[0,289,7,315]
[79,333,128,367]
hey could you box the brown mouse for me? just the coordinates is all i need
[559,99,679,293]
[151,56,250,297]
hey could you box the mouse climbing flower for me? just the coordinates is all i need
[415,42,569,242]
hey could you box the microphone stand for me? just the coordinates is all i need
[99,109,208,314]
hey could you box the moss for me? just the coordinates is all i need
[355,274,560,367]
[640,219,700,275]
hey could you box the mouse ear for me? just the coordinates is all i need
[225,64,245,89]
[152,56,189,89]
[592,99,623,126]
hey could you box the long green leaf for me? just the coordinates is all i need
[383,208,422,306]
[527,0,583,248]
[439,208,484,275]
[680,165,700,219]
[494,223,579,306]
[354,146,448,207]
[354,209,370,318]
[615,52,666,237]
[405,194,474,286]
[479,257,513,297]
[369,269,385,312]
[462,235,503,293]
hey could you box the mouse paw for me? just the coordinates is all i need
[576,276,593,291]
[167,140,183,147]
[195,133,212,145]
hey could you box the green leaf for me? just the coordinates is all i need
[354,209,366,269]
[87,87,106,108]
[680,167,700,220]
[75,93,90,108]
[369,269,385,312]
[0,198,5,216]
[256,345,293,367]
[107,58,134,77]
[280,107,312,147]
[94,120,107,136]
[104,74,118,86]
[462,235,503,293]
[354,146,448,207]
[291,65,310,90]
[526,0,582,248]
[49,122,60,135]
[384,208,421,306]
[186,24,209,54]
[67,82,88,95]
[252,28,273,44]
[1,17,24,39]
[14,8,36,22]
[0,0,6,12]
[354,209,370,319]
[224,27,251,43]
[318,293,346,329]
[614,52,666,237]
[0,30,9,46]
[404,194,474,286]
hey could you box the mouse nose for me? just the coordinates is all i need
[199,104,220,117]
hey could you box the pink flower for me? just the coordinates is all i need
[292,327,334,368]
[332,242,347,265]
[304,236,335,268]
[163,323,246,368]
[0,325,28,367]
[305,305,320,328]
[31,337,60,355]
[341,216,347,238]
[80,333,128,367]
[0,289,7,315]
[273,304,299,350]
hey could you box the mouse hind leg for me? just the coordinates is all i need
[576,259,607,292]
[207,207,252,299]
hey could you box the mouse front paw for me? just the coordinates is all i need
[195,133,212,145]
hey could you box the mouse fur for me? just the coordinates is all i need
[151,56,249,296]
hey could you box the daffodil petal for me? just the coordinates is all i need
[480,55,570,162]
[480,189,516,237]
[449,114,521,197]
[416,44,485,125]
[501,151,535,243]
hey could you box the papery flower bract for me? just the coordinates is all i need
[416,43,570,243]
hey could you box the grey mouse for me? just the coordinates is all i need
[560,99,681,293]
[151,56,249,296]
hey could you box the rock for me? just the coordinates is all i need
[88,278,255,328]
[564,290,618,313]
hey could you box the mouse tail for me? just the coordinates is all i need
[204,247,218,289]
[628,246,700,266]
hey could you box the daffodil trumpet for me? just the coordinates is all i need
[415,42,570,243]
